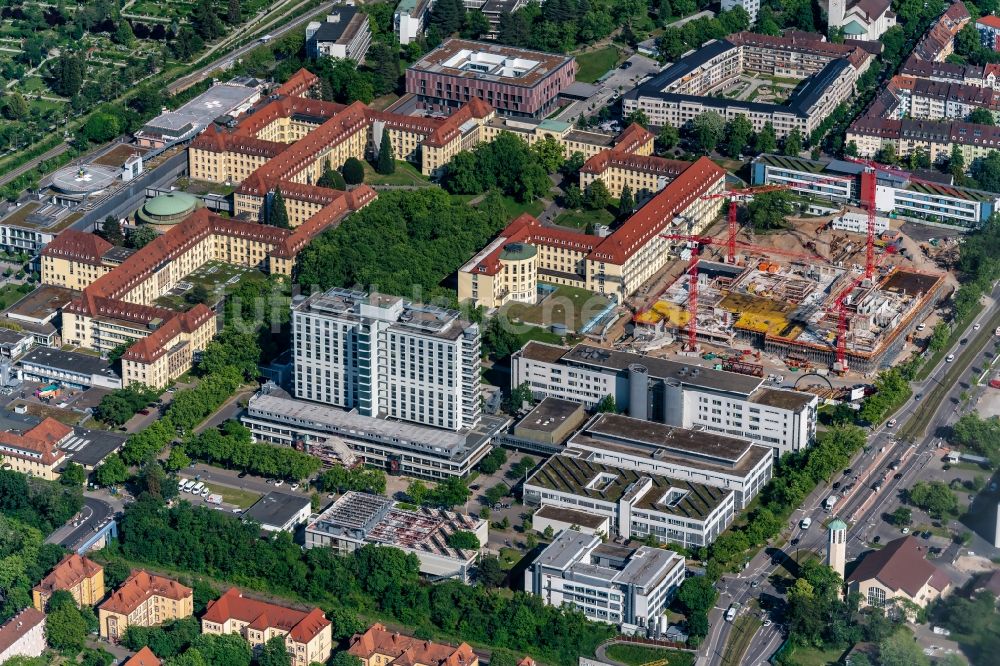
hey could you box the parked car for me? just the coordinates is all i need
[273,479,284,487]
[138,409,150,415]
[290,483,300,491]
[873,535,881,543]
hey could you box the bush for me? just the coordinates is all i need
[342,157,365,184]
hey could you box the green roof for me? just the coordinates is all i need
[828,517,848,530]
[142,192,197,218]
[539,119,571,133]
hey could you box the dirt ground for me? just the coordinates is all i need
[953,554,997,574]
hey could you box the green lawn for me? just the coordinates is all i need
[504,284,610,333]
[604,644,694,666]
[783,644,849,666]
[575,46,623,84]
[553,207,615,230]
[0,283,33,310]
[202,481,262,510]
[362,160,432,186]
[496,195,546,220]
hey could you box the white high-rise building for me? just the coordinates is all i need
[292,288,481,431]
[722,0,760,23]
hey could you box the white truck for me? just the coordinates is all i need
[824,494,838,510]
[725,603,741,622]
[207,494,223,505]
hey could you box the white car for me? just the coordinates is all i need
[274,479,284,487]
[974,323,981,330]
[763,618,772,627]
[887,419,897,427]
[946,354,955,362]
[290,483,300,491]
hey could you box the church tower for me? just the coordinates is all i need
[827,517,848,579]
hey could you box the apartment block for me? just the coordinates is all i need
[348,624,478,666]
[395,0,433,44]
[98,571,193,641]
[623,33,872,138]
[32,554,105,611]
[0,608,46,662]
[459,157,726,307]
[292,288,481,431]
[511,342,818,456]
[0,417,70,480]
[406,39,577,118]
[526,530,685,627]
[524,454,736,549]
[202,588,333,666]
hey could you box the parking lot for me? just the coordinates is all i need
[555,54,662,124]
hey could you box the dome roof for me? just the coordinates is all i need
[143,192,197,218]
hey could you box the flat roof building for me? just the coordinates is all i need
[306,7,372,62]
[20,346,122,390]
[242,390,506,479]
[525,453,737,549]
[526,530,685,627]
[242,491,313,533]
[532,505,611,537]
[563,413,774,509]
[512,341,818,456]
[0,327,32,360]
[305,491,488,581]
[395,0,433,45]
[406,39,577,118]
[135,81,262,150]
[511,397,587,448]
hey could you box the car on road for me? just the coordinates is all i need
[894,472,903,480]
[922,531,932,539]
[887,419,897,427]
[800,517,812,529]
[832,481,841,490]
[763,618,772,627]
[138,408,150,415]
[873,535,881,543]
[974,323,981,330]
[844,468,853,475]
[915,393,923,400]
[961,338,968,345]
[902,527,910,534]
[946,354,955,362]
[238,471,248,478]
[725,603,742,622]
[751,580,760,588]
[620,61,633,69]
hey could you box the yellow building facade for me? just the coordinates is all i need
[98,571,193,641]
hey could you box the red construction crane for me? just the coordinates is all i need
[685,245,699,352]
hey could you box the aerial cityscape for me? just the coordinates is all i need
[1,0,1000,665]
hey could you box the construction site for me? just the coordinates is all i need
[602,154,957,376]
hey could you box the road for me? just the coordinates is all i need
[45,495,116,551]
[167,0,334,94]
[700,283,1000,665]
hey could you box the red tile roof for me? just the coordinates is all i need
[32,554,103,599]
[590,156,725,264]
[99,570,191,616]
[612,123,654,154]
[0,417,70,465]
[978,14,1000,29]
[275,68,320,98]
[466,213,599,277]
[847,536,951,597]
[202,588,330,644]
[121,304,214,364]
[581,150,691,178]
[0,607,45,656]
[124,647,162,666]
[42,229,113,266]
[421,98,493,148]
[348,624,476,666]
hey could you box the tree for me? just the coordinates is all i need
[2,92,28,120]
[929,322,950,351]
[724,114,754,159]
[165,447,191,473]
[878,631,930,666]
[562,184,584,209]
[330,654,364,666]
[227,0,241,24]
[746,190,793,231]
[186,284,211,305]
[595,395,616,413]
[656,125,679,154]
[532,136,565,173]
[752,121,777,155]
[52,53,84,97]
[192,0,226,40]
[949,144,966,177]
[100,216,125,245]
[908,481,959,518]
[268,189,289,229]
[82,110,122,143]
[585,180,611,210]
[342,157,365,185]
[971,150,1000,192]
[508,381,533,413]
[782,128,803,156]
[46,592,88,652]
[191,632,251,666]
[844,140,859,157]
[114,20,136,47]
[477,447,507,475]
[970,108,995,126]
[890,507,912,527]
[258,636,291,666]
[446,530,480,550]
[127,225,158,249]
[876,144,898,166]
[624,109,649,128]
[462,10,491,38]
[376,132,395,175]
[618,185,634,218]
[429,0,465,36]
[60,462,86,487]
[95,453,128,487]
[317,164,346,190]
[691,111,725,153]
